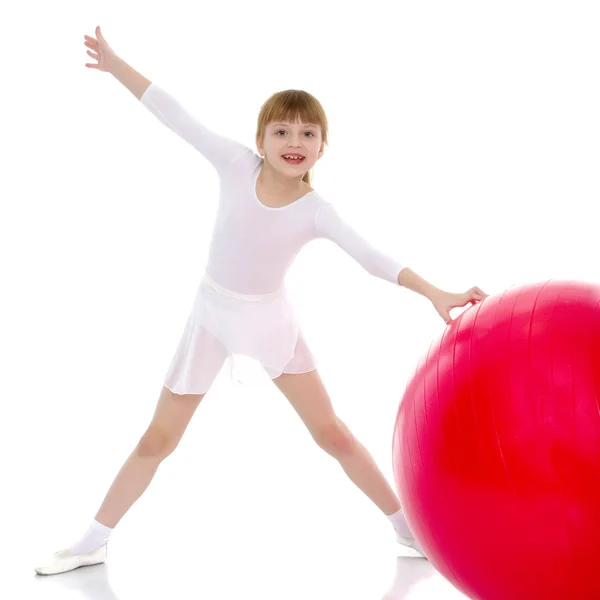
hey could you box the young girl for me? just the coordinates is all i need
[35,26,487,575]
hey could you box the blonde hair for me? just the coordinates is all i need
[255,89,329,186]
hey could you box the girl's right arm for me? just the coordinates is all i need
[84,26,249,172]
[109,56,151,101]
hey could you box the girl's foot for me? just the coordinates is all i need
[34,544,107,575]
[396,534,427,558]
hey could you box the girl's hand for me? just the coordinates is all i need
[84,26,118,72]
[430,287,488,324]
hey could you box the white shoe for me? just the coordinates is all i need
[396,535,427,559]
[34,544,107,576]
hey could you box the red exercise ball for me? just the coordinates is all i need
[392,280,600,600]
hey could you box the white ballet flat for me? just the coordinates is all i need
[396,535,427,558]
[34,544,107,576]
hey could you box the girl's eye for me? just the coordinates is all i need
[276,130,315,137]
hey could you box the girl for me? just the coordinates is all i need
[35,26,487,575]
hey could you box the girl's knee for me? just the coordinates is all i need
[136,424,179,458]
[313,419,354,456]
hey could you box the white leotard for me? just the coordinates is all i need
[140,83,405,295]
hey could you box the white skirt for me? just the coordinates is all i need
[163,273,318,395]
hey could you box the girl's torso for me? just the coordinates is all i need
[207,152,327,295]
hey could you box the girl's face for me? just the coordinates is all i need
[259,120,324,176]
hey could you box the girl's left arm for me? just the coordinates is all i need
[314,203,488,322]
[314,202,405,286]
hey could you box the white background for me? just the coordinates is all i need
[2,1,598,598]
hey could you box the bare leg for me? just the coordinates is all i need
[95,386,206,527]
[332,426,401,516]
[34,327,231,574]
[271,370,401,516]
[94,327,229,527]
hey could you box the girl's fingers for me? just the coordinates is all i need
[87,50,99,60]
[84,40,98,50]
[470,287,488,299]
[85,63,100,69]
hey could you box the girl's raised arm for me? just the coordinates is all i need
[84,26,249,173]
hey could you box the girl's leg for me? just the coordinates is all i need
[94,324,229,529]
[92,327,229,530]
[94,385,207,528]
[270,369,401,516]
[90,322,227,528]
[35,330,228,575]
[35,385,208,574]
[270,367,425,555]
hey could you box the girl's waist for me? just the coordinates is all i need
[201,273,284,302]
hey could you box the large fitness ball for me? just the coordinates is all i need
[392,280,600,600]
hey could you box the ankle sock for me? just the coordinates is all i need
[68,519,113,554]
[386,508,413,538]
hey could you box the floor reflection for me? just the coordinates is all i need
[34,563,120,600]
[32,552,438,600]
[382,556,437,599]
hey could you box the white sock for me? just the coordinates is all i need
[68,519,113,555]
[386,508,413,538]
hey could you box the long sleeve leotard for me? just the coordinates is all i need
[140,84,405,295]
